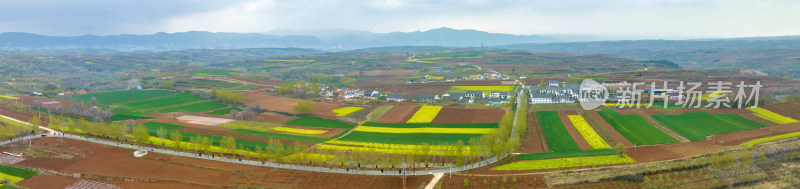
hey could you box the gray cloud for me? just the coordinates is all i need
[0,0,798,38]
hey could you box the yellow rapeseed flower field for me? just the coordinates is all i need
[492,155,635,170]
[332,107,364,117]
[406,106,443,123]
[568,115,611,149]
[273,126,328,135]
[354,126,495,134]
[748,107,799,124]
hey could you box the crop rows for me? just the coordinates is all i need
[273,126,328,135]
[118,93,204,111]
[283,117,355,129]
[73,90,176,104]
[492,155,635,170]
[406,106,443,123]
[337,131,481,145]
[740,132,800,147]
[537,111,580,152]
[597,109,679,145]
[652,112,764,141]
[353,126,494,134]
[331,107,364,117]
[568,115,611,149]
[748,107,799,124]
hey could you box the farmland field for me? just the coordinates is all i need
[536,111,580,152]
[176,79,240,88]
[740,132,800,147]
[331,107,364,117]
[748,107,799,124]
[0,165,37,187]
[283,117,354,129]
[204,107,243,115]
[73,90,177,104]
[492,155,635,170]
[406,106,443,123]
[230,129,330,143]
[353,126,494,134]
[652,112,765,141]
[106,114,152,121]
[155,101,228,113]
[140,122,293,151]
[337,131,481,145]
[187,69,234,76]
[362,122,498,128]
[597,109,679,145]
[568,115,611,149]
[272,126,328,135]
[117,93,204,111]
[516,149,619,160]
[317,141,473,156]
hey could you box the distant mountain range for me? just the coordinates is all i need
[0,28,563,51]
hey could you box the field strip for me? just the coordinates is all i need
[567,115,611,149]
[142,100,212,111]
[636,110,690,142]
[353,126,494,134]
[110,92,181,104]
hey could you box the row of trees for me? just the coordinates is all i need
[211,88,243,104]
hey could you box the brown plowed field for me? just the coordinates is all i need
[557,110,593,150]
[431,108,505,123]
[375,106,420,123]
[13,138,430,189]
[587,110,634,147]
[518,112,548,153]
[241,93,344,119]
[762,102,800,120]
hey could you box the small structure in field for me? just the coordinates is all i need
[133,150,148,158]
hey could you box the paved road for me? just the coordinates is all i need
[0,87,526,176]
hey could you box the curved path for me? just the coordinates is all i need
[0,86,525,176]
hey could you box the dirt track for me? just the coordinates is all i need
[517,112,548,153]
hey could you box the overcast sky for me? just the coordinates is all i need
[1,0,798,38]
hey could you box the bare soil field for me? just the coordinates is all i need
[763,102,800,120]
[241,93,344,119]
[557,110,593,150]
[439,174,548,189]
[431,108,505,123]
[12,138,430,189]
[258,113,296,123]
[518,112,548,153]
[375,106,420,123]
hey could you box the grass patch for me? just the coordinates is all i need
[536,111,580,152]
[283,117,354,129]
[0,165,38,179]
[597,109,679,145]
[516,149,619,160]
[230,129,330,143]
[652,112,765,141]
[73,90,176,104]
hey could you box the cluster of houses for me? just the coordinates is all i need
[528,80,580,104]
[320,86,512,105]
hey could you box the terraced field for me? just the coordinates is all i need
[597,109,679,145]
[652,112,766,141]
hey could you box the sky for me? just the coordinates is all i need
[1,0,799,38]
